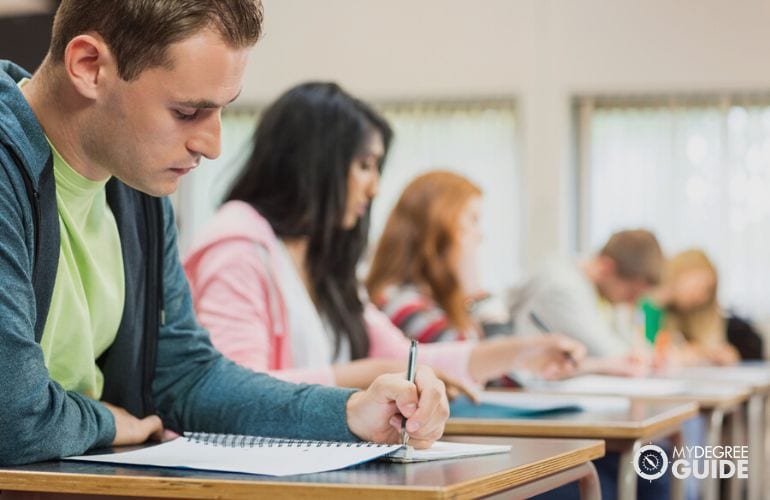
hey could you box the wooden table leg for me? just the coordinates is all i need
[486,461,601,500]
[747,394,764,500]
[577,461,602,500]
[700,408,725,500]
[617,439,641,500]
[669,430,685,500]
[725,404,747,500]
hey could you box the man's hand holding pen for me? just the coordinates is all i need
[345,365,449,449]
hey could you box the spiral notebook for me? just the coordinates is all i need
[64,433,510,476]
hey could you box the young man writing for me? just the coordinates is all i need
[514,229,664,374]
[0,0,448,465]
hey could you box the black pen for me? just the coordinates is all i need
[401,339,418,450]
[528,311,577,366]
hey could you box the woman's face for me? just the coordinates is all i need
[454,195,483,295]
[673,268,716,310]
[343,131,384,229]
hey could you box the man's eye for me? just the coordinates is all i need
[175,110,199,121]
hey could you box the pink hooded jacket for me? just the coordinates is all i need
[183,201,475,386]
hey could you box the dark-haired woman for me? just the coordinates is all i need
[183,82,584,390]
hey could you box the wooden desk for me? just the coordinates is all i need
[523,380,751,500]
[630,383,751,500]
[511,375,751,500]
[445,397,697,500]
[0,436,604,500]
[666,365,770,500]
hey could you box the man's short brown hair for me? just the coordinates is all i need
[599,229,663,285]
[49,0,263,80]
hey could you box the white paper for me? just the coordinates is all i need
[65,437,400,476]
[65,435,510,475]
[528,375,689,397]
[669,366,770,385]
[478,390,630,412]
[386,440,511,463]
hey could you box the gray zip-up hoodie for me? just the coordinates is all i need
[0,60,356,466]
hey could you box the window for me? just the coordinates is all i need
[576,95,770,321]
[371,101,520,293]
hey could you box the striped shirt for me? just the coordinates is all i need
[374,284,478,343]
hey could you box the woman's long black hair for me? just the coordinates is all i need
[226,82,392,360]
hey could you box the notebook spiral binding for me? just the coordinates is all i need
[184,432,390,449]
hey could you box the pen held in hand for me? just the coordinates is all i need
[401,339,418,450]
[528,311,577,366]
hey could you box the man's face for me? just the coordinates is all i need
[86,29,249,196]
[599,272,650,304]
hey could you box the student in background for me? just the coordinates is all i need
[367,172,651,376]
[367,171,487,343]
[0,0,451,466]
[642,249,760,365]
[512,229,665,375]
[184,82,584,392]
[368,172,669,500]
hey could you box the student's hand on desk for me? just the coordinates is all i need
[581,352,652,378]
[102,401,164,446]
[345,365,449,449]
[433,369,480,403]
[703,343,740,366]
[513,334,586,380]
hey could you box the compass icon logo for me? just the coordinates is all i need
[633,444,669,481]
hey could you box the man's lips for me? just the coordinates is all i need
[170,164,198,176]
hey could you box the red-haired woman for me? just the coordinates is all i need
[367,171,485,343]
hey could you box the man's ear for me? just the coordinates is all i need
[596,255,617,278]
[63,33,117,100]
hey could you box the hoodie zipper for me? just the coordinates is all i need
[140,194,163,416]
[10,149,42,280]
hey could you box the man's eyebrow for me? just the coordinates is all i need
[175,89,242,109]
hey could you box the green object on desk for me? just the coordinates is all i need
[639,298,665,344]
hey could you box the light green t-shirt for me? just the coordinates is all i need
[39,141,125,399]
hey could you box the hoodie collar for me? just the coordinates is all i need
[0,60,53,189]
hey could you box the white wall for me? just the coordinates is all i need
[0,0,50,16]
[232,0,770,272]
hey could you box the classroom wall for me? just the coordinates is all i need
[237,0,770,272]
[0,0,51,16]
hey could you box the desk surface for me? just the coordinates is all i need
[524,378,752,410]
[594,380,752,410]
[666,365,770,394]
[445,398,697,440]
[0,436,604,500]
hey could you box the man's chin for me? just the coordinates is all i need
[149,181,180,197]
[116,176,179,198]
